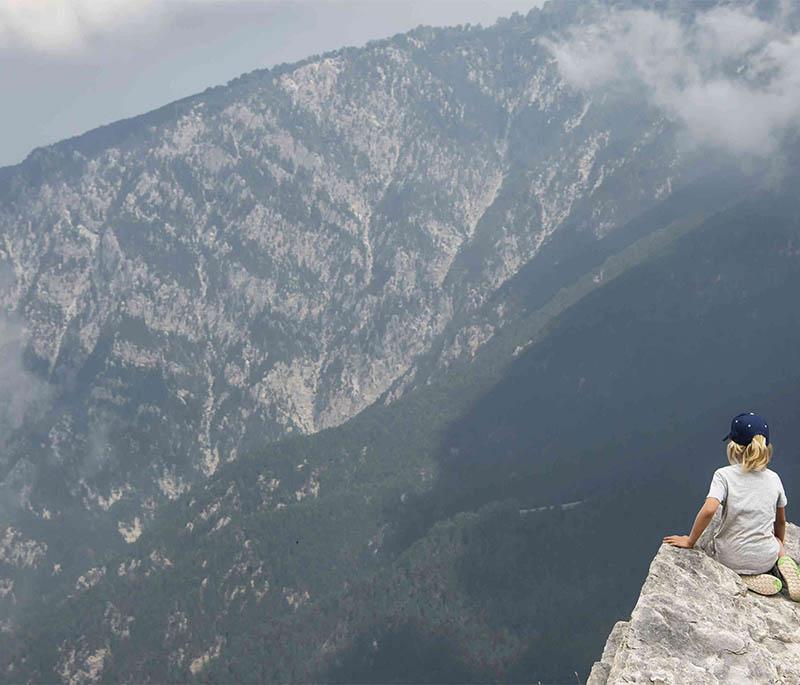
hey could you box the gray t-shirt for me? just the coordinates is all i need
[707,464,788,575]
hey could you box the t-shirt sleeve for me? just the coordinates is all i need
[777,475,788,508]
[707,469,727,504]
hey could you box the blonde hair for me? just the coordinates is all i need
[727,434,772,472]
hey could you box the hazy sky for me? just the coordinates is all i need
[0,0,541,167]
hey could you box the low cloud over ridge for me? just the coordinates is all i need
[543,4,800,157]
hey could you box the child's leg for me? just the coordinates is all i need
[740,573,783,596]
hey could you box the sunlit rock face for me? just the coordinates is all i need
[589,522,800,684]
[0,3,691,598]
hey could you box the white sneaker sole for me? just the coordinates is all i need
[777,556,800,601]
[740,573,783,596]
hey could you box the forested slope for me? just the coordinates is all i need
[6,168,800,683]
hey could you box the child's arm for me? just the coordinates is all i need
[775,506,786,543]
[664,497,721,549]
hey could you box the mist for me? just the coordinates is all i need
[543,3,800,158]
[0,316,51,452]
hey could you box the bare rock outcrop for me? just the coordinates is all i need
[590,522,800,684]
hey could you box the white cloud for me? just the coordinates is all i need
[0,0,165,52]
[543,5,800,157]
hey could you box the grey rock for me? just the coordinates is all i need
[589,522,800,684]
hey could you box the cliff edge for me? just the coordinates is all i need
[589,521,800,684]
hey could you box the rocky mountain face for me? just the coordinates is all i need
[5,165,800,683]
[0,2,694,607]
[4,0,800,683]
[590,521,800,684]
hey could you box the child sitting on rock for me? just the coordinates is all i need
[664,412,800,599]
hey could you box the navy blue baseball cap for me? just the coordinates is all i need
[723,412,770,446]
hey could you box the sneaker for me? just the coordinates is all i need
[740,573,783,596]
[777,556,800,601]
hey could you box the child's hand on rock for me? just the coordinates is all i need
[663,535,693,548]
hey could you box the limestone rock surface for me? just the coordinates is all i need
[589,522,800,684]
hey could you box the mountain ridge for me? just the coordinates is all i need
[0,0,700,613]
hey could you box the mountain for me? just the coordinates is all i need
[0,1,704,614]
[3,0,800,683]
[589,520,800,684]
[5,152,800,682]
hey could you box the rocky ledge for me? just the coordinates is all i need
[589,522,800,684]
